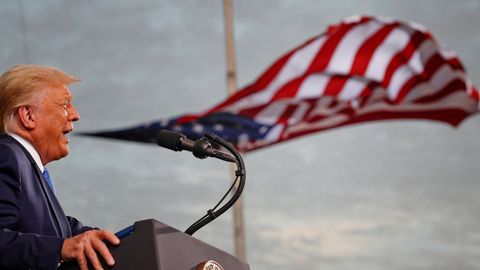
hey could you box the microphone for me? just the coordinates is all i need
[156,130,236,163]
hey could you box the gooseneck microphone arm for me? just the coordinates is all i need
[184,131,246,236]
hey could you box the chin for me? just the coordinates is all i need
[61,148,70,158]
[56,146,70,160]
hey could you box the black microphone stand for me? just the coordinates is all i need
[184,131,246,235]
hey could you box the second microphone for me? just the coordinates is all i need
[156,130,236,163]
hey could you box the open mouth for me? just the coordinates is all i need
[62,129,73,138]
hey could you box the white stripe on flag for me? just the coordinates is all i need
[397,39,436,80]
[404,64,467,103]
[339,78,367,101]
[254,101,288,125]
[297,73,329,99]
[229,36,327,112]
[327,20,384,74]
[388,64,415,100]
[261,124,284,144]
[288,101,311,125]
[365,27,412,82]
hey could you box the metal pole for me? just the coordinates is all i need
[222,0,246,261]
[223,0,238,96]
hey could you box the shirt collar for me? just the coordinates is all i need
[8,133,45,173]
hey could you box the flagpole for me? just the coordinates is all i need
[223,0,246,261]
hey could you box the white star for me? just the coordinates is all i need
[193,124,204,133]
[259,126,269,134]
[238,133,250,142]
[213,124,224,131]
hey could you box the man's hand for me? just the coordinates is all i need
[61,229,120,270]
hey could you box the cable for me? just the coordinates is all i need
[185,132,246,235]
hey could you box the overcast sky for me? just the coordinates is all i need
[1,1,480,269]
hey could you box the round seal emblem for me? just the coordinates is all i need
[196,260,224,270]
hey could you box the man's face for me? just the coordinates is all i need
[32,85,80,165]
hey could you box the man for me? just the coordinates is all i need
[0,65,119,270]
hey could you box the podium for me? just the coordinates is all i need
[60,219,250,270]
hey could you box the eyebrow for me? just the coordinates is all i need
[58,94,73,101]
[54,96,73,106]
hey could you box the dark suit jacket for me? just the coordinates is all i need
[0,134,90,269]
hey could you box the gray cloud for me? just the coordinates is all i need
[1,1,480,269]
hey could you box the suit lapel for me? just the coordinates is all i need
[33,165,72,238]
[2,135,72,238]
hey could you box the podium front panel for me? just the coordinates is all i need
[60,219,250,270]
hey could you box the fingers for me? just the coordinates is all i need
[91,236,115,266]
[77,251,88,270]
[93,230,119,267]
[89,230,119,267]
[99,229,120,246]
[85,240,103,270]
[61,229,120,270]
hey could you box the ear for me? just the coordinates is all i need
[16,106,37,130]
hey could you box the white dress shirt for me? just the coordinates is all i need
[8,133,45,173]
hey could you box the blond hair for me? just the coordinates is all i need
[0,64,79,134]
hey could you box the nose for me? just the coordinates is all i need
[68,104,80,122]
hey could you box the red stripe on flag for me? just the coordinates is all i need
[324,76,348,96]
[395,52,465,103]
[471,86,480,101]
[283,109,471,146]
[238,104,269,119]
[278,104,297,125]
[203,51,297,115]
[203,35,325,115]
[271,76,305,100]
[414,79,467,104]
[446,57,464,71]
[350,23,398,75]
[307,19,368,73]
[382,30,427,87]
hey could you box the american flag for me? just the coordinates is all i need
[85,15,479,152]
